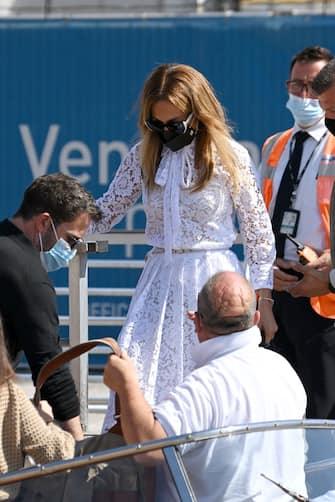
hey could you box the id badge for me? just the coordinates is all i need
[280,209,300,237]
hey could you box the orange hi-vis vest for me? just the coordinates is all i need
[261,128,335,319]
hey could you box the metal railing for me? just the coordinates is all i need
[66,230,147,429]
[1,419,334,487]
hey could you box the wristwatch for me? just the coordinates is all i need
[329,269,335,293]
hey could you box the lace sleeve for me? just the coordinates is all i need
[89,143,143,233]
[233,144,275,289]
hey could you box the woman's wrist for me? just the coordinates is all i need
[256,289,274,305]
[258,296,274,305]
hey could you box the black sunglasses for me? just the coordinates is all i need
[145,112,193,135]
[67,235,83,250]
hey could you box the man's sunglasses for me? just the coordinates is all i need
[67,235,83,250]
[145,112,193,135]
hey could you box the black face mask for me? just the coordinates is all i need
[160,126,196,152]
[325,118,335,136]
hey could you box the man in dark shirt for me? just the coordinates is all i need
[0,173,101,439]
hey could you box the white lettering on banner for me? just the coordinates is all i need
[99,141,129,185]
[89,301,129,317]
[19,124,129,185]
[59,141,92,183]
[19,124,60,178]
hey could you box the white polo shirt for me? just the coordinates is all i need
[154,326,307,501]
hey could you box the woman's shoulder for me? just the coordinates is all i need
[228,138,250,162]
[213,138,250,174]
[127,141,142,159]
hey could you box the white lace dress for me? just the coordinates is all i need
[90,140,275,431]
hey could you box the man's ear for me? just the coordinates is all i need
[34,212,51,233]
[254,310,261,326]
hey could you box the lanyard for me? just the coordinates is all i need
[288,131,327,206]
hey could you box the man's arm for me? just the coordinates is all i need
[21,280,83,434]
[289,264,332,297]
[104,352,167,463]
[0,251,83,438]
[38,401,83,440]
[60,416,84,440]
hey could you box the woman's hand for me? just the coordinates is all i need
[256,288,278,344]
[103,350,139,395]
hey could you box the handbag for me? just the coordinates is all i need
[15,338,148,502]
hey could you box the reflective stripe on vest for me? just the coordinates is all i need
[261,129,293,210]
[261,129,335,319]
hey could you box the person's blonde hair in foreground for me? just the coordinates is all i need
[0,318,75,500]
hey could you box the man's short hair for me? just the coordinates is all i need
[197,273,256,336]
[312,58,335,96]
[15,173,101,224]
[290,46,333,73]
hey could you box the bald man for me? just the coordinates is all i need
[104,271,307,501]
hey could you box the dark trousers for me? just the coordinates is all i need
[272,292,335,419]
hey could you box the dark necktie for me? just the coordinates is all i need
[271,130,309,258]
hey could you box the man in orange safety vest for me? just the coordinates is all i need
[259,46,335,419]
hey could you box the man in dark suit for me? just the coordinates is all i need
[0,173,101,439]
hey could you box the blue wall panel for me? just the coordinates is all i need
[0,16,334,341]
[0,16,334,213]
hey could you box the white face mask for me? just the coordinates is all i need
[39,219,78,272]
[286,93,324,128]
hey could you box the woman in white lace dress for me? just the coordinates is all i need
[90,64,276,431]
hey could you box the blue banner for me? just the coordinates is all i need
[1,16,334,346]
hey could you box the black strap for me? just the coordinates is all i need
[272,131,309,257]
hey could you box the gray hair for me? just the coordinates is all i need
[197,272,256,336]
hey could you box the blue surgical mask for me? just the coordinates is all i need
[286,94,324,128]
[39,219,77,272]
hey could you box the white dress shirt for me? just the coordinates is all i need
[154,326,307,501]
[267,119,329,261]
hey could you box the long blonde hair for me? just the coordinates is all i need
[139,63,241,193]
